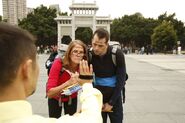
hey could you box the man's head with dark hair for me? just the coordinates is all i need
[93,28,109,43]
[92,28,109,56]
[0,23,39,99]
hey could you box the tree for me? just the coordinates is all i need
[75,27,92,45]
[18,5,57,46]
[111,14,143,47]
[111,13,158,48]
[151,21,177,52]
[158,12,185,49]
[59,12,68,16]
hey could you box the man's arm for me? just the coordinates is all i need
[57,83,102,123]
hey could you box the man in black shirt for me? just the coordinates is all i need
[90,28,126,123]
[45,46,58,75]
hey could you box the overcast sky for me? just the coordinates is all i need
[0,0,184,22]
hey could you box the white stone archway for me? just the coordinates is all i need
[55,1,112,46]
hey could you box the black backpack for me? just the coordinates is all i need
[88,46,128,103]
[45,52,58,75]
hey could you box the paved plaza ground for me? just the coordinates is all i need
[28,54,185,123]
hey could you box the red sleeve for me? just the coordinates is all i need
[46,58,62,92]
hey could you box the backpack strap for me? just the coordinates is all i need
[111,46,117,66]
[111,46,128,81]
[59,59,65,75]
[60,67,65,74]
[88,47,93,64]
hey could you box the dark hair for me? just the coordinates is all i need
[93,28,109,43]
[0,22,37,88]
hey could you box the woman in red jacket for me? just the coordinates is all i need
[46,40,87,118]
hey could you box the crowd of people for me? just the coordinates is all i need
[37,45,58,54]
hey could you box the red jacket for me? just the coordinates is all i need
[46,58,78,102]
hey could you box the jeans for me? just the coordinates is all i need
[48,97,77,118]
[102,96,123,123]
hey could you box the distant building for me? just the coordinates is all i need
[2,0,27,25]
[49,4,61,15]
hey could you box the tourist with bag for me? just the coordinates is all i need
[89,28,127,123]
[46,40,88,118]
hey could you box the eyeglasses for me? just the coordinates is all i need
[71,50,84,57]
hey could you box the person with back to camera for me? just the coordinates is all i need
[46,40,88,118]
[0,22,102,123]
[90,28,126,123]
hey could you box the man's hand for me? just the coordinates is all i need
[78,60,93,85]
[102,103,113,112]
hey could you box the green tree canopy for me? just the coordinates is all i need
[18,5,57,46]
[59,12,68,16]
[158,12,185,48]
[75,27,92,45]
[111,13,158,48]
[151,21,177,51]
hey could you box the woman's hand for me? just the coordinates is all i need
[68,72,79,86]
